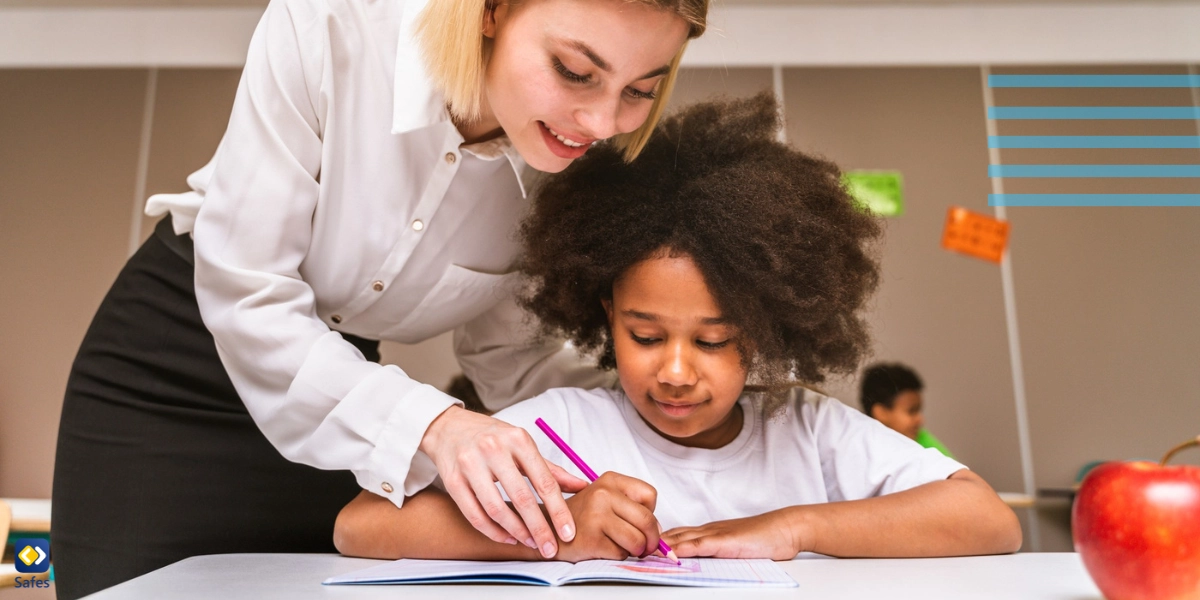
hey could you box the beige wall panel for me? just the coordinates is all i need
[379,333,460,395]
[781,67,1025,496]
[667,67,774,109]
[139,68,242,242]
[1006,205,1200,468]
[0,69,147,498]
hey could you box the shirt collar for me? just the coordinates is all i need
[393,0,532,197]
[460,137,532,199]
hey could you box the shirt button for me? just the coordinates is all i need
[411,219,424,231]
[381,482,394,494]
[372,281,384,292]
[445,152,457,164]
[331,314,342,324]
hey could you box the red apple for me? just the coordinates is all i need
[1073,436,1200,600]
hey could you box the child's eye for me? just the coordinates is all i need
[630,333,659,346]
[697,339,730,350]
[553,59,590,84]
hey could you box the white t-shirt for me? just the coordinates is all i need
[492,387,966,530]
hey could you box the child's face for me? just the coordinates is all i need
[603,253,747,449]
[870,390,925,440]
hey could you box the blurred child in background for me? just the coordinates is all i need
[860,362,953,458]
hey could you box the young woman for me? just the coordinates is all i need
[333,94,1022,562]
[50,0,706,596]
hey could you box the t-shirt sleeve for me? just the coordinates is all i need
[808,395,967,501]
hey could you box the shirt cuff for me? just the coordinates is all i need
[355,379,462,509]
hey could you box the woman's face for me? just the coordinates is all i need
[604,253,748,450]
[481,0,690,173]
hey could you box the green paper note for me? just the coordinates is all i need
[843,170,904,217]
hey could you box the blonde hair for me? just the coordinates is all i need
[415,0,708,163]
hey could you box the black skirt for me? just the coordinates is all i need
[51,217,375,599]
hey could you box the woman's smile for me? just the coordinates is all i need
[538,121,592,159]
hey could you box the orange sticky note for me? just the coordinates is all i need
[941,206,1010,264]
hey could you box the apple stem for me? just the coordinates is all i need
[1160,435,1200,466]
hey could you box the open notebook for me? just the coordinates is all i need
[324,556,798,588]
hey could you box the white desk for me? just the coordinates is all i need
[83,553,1101,599]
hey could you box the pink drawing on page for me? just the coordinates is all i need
[615,557,701,574]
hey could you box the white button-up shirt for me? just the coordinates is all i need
[145,0,607,507]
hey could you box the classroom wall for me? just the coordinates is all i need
[2,65,1198,555]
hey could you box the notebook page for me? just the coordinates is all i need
[323,559,574,586]
[565,557,798,588]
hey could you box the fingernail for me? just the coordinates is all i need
[524,538,536,549]
[504,537,518,545]
[560,524,575,541]
[541,541,557,558]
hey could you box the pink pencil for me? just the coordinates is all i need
[535,417,680,565]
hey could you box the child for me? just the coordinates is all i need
[860,362,954,458]
[333,93,1021,562]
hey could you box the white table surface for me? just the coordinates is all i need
[83,552,1103,599]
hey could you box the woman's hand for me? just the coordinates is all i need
[419,406,587,558]
[555,472,663,563]
[662,509,808,560]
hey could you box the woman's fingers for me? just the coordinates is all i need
[511,436,578,547]
[486,454,560,556]
[469,461,543,549]
[440,470,515,545]
[423,409,574,555]
[547,462,588,494]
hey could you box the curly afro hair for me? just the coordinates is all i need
[519,92,882,402]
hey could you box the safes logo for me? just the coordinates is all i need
[15,539,49,573]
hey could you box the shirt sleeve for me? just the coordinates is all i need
[807,394,967,502]
[452,291,615,413]
[191,0,458,509]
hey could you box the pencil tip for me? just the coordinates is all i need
[667,550,680,565]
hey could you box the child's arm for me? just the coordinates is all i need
[662,468,1022,559]
[334,472,666,562]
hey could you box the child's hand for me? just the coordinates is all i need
[662,509,807,560]
[555,472,662,562]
